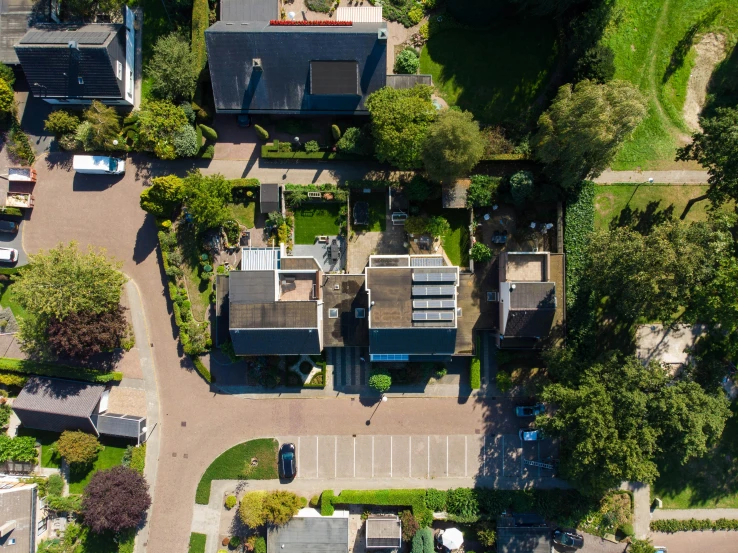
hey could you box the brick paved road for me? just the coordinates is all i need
[22,154,538,553]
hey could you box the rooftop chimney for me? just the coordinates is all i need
[253,58,263,71]
[68,40,78,50]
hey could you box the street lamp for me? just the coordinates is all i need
[293,136,300,149]
[367,394,388,425]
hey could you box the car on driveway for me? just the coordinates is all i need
[519,429,544,441]
[279,443,296,479]
[0,220,19,233]
[552,528,584,549]
[515,403,545,417]
[0,247,18,263]
[653,548,667,553]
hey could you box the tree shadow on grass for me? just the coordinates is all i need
[662,6,720,85]
[703,41,738,118]
[608,201,675,234]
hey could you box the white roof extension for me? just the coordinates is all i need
[241,247,281,271]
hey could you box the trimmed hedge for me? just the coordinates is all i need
[564,181,595,309]
[345,180,395,189]
[0,207,23,217]
[482,153,529,161]
[200,124,218,141]
[326,490,432,527]
[470,358,481,390]
[262,145,335,160]
[191,0,209,74]
[191,356,212,384]
[321,490,335,516]
[411,528,434,553]
[255,125,269,141]
[229,178,260,189]
[0,358,122,383]
[303,357,327,389]
[650,518,738,532]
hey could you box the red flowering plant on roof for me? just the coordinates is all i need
[269,20,352,26]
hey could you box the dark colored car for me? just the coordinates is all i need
[0,220,19,233]
[552,529,584,549]
[279,443,296,479]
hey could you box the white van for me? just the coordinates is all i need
[73,155,125,175]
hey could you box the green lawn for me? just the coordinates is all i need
[420,19,558,126]
[68,439,128,494]
[653,400,738,508]
[604,0,738,169]
[16,428,61,468]
[440,210,470,267]
[353,192,386,232]
[188,533,207,553]
[293,204,341,244]
[177,224,212,322]
[228,201,257,229]
[195,438,278,504]
[0,270,26,321]
[594,184,733,231]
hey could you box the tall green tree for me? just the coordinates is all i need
[146,33,198,102]
[83,101,121,151]
[366,85,436,170]
[137,100,189,160]
[677,107,738,205]
[182,171,232,232]
[539,354,729,495]
[140,175,184,218]
[422,109,486,183]
[0,78,15,120]
[533,80,646,190]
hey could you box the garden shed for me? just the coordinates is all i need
[365,516,402,549]
[267,515,349,553]
[260,183,280,215]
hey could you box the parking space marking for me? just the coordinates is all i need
[297,436,300,476]
[372,436,374,478]
[427,436,430,479]
[484,436,487,476]
[335,436,337,478]
[465,436,467,477]
[373,436,392,478]
[353,436,356,478]
[446,436,449,477]
[390,436,393,477]
[316,436,319,479]
[409,436,411,477]
[500,435,503,477]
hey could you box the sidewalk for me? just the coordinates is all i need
[651,508,738,520]
[594,170,710,184]
[621,482,651,539]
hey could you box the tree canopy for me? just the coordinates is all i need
[83,101,121,151]
[47,306,128,361]
[0,78,15,120]
[422,109,486,183]
[533,80,646,190]
[146,33,198,102]
[82,466,151,533]
[677,106,738,205]
[539,353,730,495]
[366,85,436,170]
[56,431,101,465]
[238,490,301,528]
[140,175,184,218]
[182,171,232,232]
[137,100,189,160]
[14,242,127,320]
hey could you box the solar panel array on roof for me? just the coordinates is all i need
[412,286,455,296]
[412,272,456,283]
[413,299,455,309]
[20,30,110,44]
[310,61,358,95]
[412,311,454,321]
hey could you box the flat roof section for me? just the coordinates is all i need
[230,301,318,329]
[229,270,276,303]
[367,267,412,328]
[241,248,280,271]
[0,0,44,64]
[322,274,369,347]
[504,252,548,282]
[220,0,277,21]
[268,516,348,553]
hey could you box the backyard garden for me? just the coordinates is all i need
[284,184,348,245]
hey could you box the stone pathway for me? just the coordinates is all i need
[621,482,651,539]
[594,170,709,184]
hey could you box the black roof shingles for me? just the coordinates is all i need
[205,21,387,114]
[220,0,277,22]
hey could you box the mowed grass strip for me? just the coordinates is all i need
[228,201,257,229]
[293,204,341,244]
[188,533,207,553]
[594,184,732,230]
[195,438,278,504]
[440,209,470,267]
[68,439,128,494]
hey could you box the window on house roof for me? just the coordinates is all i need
[328,308,339,319]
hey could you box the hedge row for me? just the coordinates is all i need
[470,336,481,390]
[0,207,23,217]
[325,489,432,526]
[261,145,338,160]
[284,183,342,192]
[0,357,122,383]
[563,181,595,309]
[192,356,212,383]
[229,178,260,190]
[345,180,396,189]
[191,0,209,74]
[651,518,738,532]
[482,153,528,161]
[303,357,326,389]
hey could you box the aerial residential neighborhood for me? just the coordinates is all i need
[0,0,737,552]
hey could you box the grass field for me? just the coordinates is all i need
[188,533,207,553]
[293,204,341,244]
[440,210,470,267]
[195,438,278,504]
[228,201,257,229]
[604,0,738,169]
[653,400,738,508]
[68,439,128,494]
[353,192,386,232]
[0,277,26,321]
[593,184,730,230]
[420,19,558,126]
[177,224,212,322]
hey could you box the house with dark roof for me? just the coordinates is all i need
[497,252,564,349]
[226,247,323,355]
[13,377,147,443]
[365,516,402,549]
[14,6,135,105]
[0,478,47,553]
[496,514,550,553]
[205,13,387,115]
[260,183,280,215]
[267,514,349,553]
[365,255,459,362]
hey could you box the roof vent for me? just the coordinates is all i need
[68,40,79,50]
[378,28,388,40]
[253,58,263,71]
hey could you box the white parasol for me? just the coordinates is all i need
[441,528,464,550]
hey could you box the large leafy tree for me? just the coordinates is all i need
[140,175,184,218]
[677,107,738,205]
[539,354,730,495]
[55,431,102,466]
[47,306,128,361]
[82,466,151,533]
[137,100,189,160]
[422,109,486,183]
[146,33,198,102]
[83,101,121,151]
[182,171,232,232]
[366,85,436,170]
[533,80,646,190]
[0,78,15,120]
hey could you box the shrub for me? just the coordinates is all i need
[0,373,27,387]
[239,491,267,527]
[470,242,492,263]
[192,356,213,382]
[575,45,616,84]
[408,5,424,24]
[369,372,392,393]
[426,215,449,238]
[56,431,102,465]
[650,518,738,532]
[495,371,513,393]
[466,175,501,207]
[336,126,373,156]
[47,474,64,497]
[304,140,320,153]
[57,133,78,151]
[509,170,534,206]
[47,494,82,513]
[395,48,420,75]
[306,0,332,12]
[262,490,302,525]
[0,404,9,428]
[0,63,15,87]
[200,124,218,141]
[320,490,335,516]
[199,144,215,159]
[400,510,419,541]
[7,125,35,165]
[225,495,237,510]
[45,111,80,135]
[446,488,479,520]
[146,33,198,102]
[254,537,266,553]
[254,124,269,141]
[411,528,434,553]
[405,216,428,235]
[564,181,595,308]
[81,466,151,533]
[174,125,200,157]
[477,524,496,547]
[331,124,341,140]
[229,537,241,548]
[181,102,196,125]
[310,494,320,507]
[425,489,447,511]
[122,444,146,474]
[470,358,481,389]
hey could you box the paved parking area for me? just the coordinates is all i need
[280,434,558,480]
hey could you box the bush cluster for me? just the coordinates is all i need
[56,430,102,466]
[336,126,373,157]
[0,357,122,383]
[122,444,146,474]
[563,181,595,309]
[0,435,37,463]
[466,175,501,208]
[411,528,434,553]
[650,518,738,532]
[395,48,420,75]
